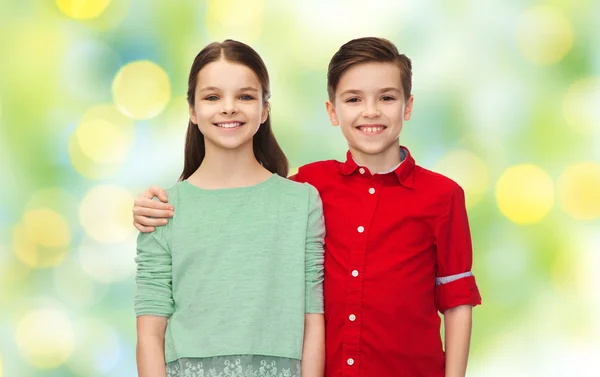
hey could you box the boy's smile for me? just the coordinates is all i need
[356,123,387,135]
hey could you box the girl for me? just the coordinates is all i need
[134,40,325,377]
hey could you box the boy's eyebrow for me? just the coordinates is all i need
[379,87,402,93]
[339,87,403,96]
[339,89,363,96]
[239,87,258,92]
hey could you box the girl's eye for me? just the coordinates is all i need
[205,95,219,101]
[381,96,395,101]
[346,98,360,103]
[239,95,254,101]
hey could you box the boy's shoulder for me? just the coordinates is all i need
[413,164,463,195]
[294,159,339,184]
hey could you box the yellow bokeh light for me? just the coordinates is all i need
[69,133,119,180]
[205,0,265,42]
[69,104,133,179]
[79,185,135,243]
[496,164,554,224]
[112,61,171,120]
[0,253,31,283]
[74,105,135,164]
[12,223,68,269]
[433,149,489,208]
[558,163,600,220]
[15,309,74,369]
[563,77,600,135]
[23,208,71,248]
[56,0,111,20]
[516,5,573,65]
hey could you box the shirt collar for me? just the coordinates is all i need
[338,146,415,188]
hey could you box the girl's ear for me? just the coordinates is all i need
[261,101,270,124]
[189,103,198,125]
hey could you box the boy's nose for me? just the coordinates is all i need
[362,105,381,118]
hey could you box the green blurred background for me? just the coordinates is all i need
[1,0,599,376]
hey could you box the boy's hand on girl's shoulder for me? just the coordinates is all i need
[132,186,173,233]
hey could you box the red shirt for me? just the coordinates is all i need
[292,147,482,377]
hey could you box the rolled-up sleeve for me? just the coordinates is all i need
[304,185,325,314]
[134,225,174,317]
[434,186,482,313]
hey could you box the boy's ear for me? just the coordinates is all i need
[325,100,339,127]
[261,101,270,124]
[404,95,414,121]
[189,104,198,125]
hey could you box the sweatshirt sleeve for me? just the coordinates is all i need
[304,184,325,314]
[134,190,176,317]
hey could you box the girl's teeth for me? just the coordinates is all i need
[217,122,241,128]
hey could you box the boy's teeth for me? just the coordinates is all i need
[361,126,384,133]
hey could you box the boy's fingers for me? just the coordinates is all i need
[158,189,168,203]
[133,197,173,211]
[134,222,156,233]
[133,215,169,227]
[133,207,173,219]
[149,186,169,203]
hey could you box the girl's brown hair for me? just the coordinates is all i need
[327,37,412,102]
[180,40,288,180]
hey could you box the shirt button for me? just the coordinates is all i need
[368,187,375,194]
[349,314,356,321]
[352,270,359,277]
[359,168,365,174]
[347,358,354,366]
[357,226,364,233]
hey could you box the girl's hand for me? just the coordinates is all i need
[132,186,173,232]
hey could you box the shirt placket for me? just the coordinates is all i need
[342,169,383,377]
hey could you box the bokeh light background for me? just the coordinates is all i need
[1,0,599,376]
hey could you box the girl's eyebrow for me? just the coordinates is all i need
[199,86,258,92]
[199,86,221,92]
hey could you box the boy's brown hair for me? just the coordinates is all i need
[327,37,412,101]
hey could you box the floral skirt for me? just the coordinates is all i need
[166,355,301,377]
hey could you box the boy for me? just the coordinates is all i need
[132,37,482,377]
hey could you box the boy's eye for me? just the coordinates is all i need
[346,98,360,103]
[239,94,254,101]
[381,96,395,101]
[205,95,219,101]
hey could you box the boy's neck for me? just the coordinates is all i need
[350,144,403,174]
[188,142,272,189]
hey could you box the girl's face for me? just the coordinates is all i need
[325,62,414,157]
[189,58,268,152]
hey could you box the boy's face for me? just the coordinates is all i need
[326,62,414,158]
